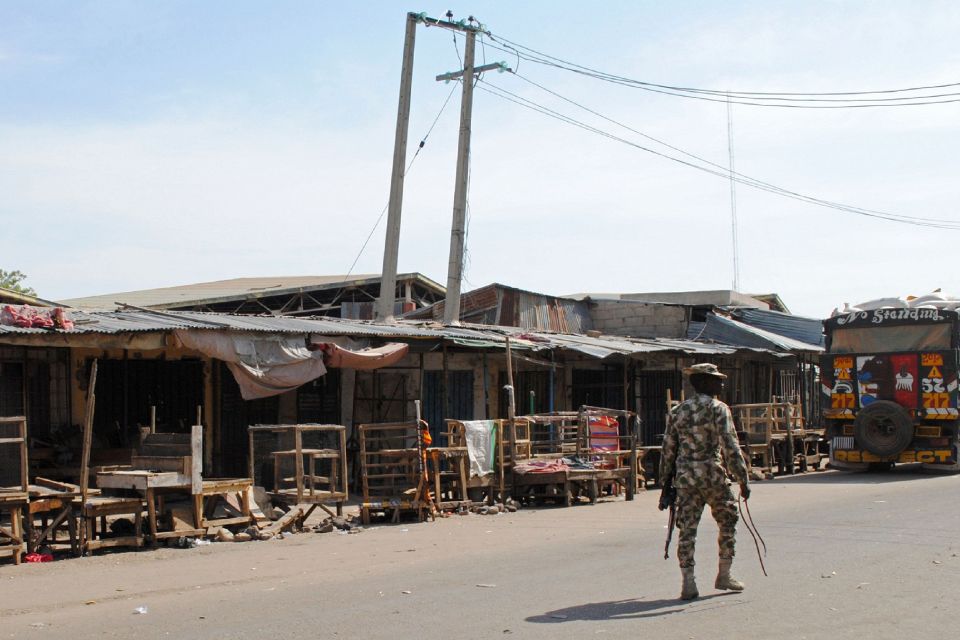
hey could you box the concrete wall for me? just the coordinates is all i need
[589,301,689,338]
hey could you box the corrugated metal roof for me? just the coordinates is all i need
[0,308,794,360]
[406,283,592,333]
[687,314,823,354]
[58,273,444,311]
[0,308,493,340]
[728,307,824,347]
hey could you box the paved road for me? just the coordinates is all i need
[2,467,957,639]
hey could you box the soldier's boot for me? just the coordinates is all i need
[714,558,744,591]
[680,567,699,600]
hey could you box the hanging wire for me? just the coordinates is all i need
[341,81,462,283]
[469,31,960,108]
[475,76,960,229]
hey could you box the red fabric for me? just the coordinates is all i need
[890,354,918,409]
[1,305,74,330]
[25,553,54,563]
[309,342,409,370]
[589,416,620,451]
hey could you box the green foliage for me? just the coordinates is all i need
[0,269,37,296]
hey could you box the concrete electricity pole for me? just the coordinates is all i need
[376,13,499,324]
[441,28,477,325]
[375,13,418,322]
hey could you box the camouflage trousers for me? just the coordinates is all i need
[675,483,738,568]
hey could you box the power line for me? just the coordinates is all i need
[475,77,960,229]
[474,33,960,108]
[504,70,960,227]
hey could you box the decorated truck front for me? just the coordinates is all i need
[821,308,959,470]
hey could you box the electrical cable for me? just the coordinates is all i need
[503,71,960,226]
[469,32,960,108]
[476,78,960,229]
[341,81,461,283]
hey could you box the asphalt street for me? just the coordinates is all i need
[1,466,956,639]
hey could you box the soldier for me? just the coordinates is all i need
[660,362,750,600]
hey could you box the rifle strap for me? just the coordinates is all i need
[738,493,767,576]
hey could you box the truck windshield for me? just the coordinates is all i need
[830,323,952,353]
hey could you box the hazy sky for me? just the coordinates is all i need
[3,1,958,318]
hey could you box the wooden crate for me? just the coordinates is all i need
[357,421,428,523]
[248,424,348,521]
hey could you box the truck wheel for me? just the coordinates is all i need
[854,400,913,458]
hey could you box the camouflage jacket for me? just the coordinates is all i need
[659,393,749,489]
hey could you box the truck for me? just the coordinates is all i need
[821,307,959,471]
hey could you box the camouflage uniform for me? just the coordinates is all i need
[660,393,749,568]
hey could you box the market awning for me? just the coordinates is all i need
[309,342,409,370]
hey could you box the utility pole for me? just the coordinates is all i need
[442,28,477,325]
[375,13,418,322]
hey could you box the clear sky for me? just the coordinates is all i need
[3,1,958,318]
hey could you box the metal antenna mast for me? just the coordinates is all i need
[727,94,741,292]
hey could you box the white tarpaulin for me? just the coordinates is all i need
[175,330,327,400]
[461,420,498,477]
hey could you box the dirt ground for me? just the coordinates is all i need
[2,468,958,639]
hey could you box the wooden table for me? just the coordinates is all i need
[0,490,28,565]
[426,446,470,511]
[25,480,80,554]
[249,424,348,521]
[96,470,200,544]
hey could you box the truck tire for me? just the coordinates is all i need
[854,400,913,458]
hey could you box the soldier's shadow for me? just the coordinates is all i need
[526,593,740,622]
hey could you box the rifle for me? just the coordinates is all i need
[658,478,677,559]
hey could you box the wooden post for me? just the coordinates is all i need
[294,426,304,503]
[149,405,156,434]
[505,337,517,502]
[191,424,203,495]
[18,417,27,492]
[785,403,796,474]
[79,360,99,500]
[247,428,255,484]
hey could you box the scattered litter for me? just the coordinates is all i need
[84,600,96,605]
[828,607,838,612]
[873,500,887,504]
[30,623,45,628]
[401,590,412,595]
[476,583,496,588]
[400,528,409,532]
[24,553,53,563]
[550,614,568,619]
[195,539,212,546]
[133,606,148,615]
[933,560,943,565]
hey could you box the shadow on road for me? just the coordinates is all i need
[526,593,743,622]
[768,464,944,486]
